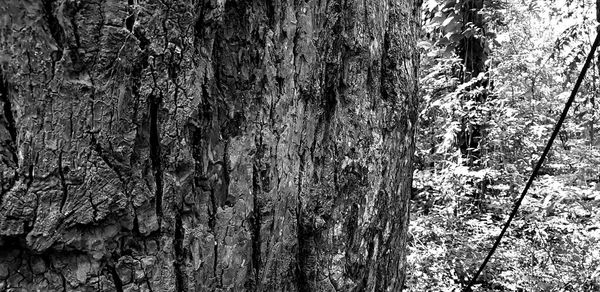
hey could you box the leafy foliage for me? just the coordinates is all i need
[409,0,600,290]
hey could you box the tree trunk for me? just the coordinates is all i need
[0,1,419,291]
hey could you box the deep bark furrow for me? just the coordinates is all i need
[0,69,17,165]
[59,272,67,292]
[251,137,262,289]
[108,264,124,292]
[41,0,64,61]
[57,150,68,212]
[125,0,135,32]
[295,148,308,292]
[145,276,154,292]
[174,213,186,292]
[294,93,310,290]
[213,242,218,281]
[149,93,163,228]
[68,5,81,49]
[90,136,128,185]
[222,141,230,204]
[208,187,218,280]
[0,66,17,206]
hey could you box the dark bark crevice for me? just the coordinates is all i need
[59,270,68,292]
[0,69,18,165]
[57,150,68,212]
[125,0,136,32]
[144,273,155,292]
[222,140,231,203]
[207,187,218,279]
[380,30,394,103]
[63,1,85,74]
[174,213,186,292]
[149,93,163,229]
[0,69,17,205]
[133,27,151,52]
[90,135,130,186]
[65,2,81,49]
[265,0,275,26]
[322,62,340,122]
[249,130,264,290]
[295,148,309,292]
[295,109,312,292]
[132,206,141,234]
[108,264,124,292]
[41,0,64,60]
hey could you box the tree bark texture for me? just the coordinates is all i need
[0,0,419,291]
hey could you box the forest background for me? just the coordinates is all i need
[408,0,600,290]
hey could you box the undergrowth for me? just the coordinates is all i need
[406,146,600,291]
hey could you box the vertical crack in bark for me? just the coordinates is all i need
[380,31,393,103]
[149,94,163,229]
[290,7,308,290]
[90,135,129,186]
[41,0,64,67]
[108,264,124,292]
[174,213,186,292]
[41,0,64,48]
[125,0,136,32]
[0,69,18,165]
[211,140,231,284]
[208,188,218,279]
[26,163,34,190]
[59,270,68,292]
[144,274,155,292]
[213,238,219,283]
[265,0,275,26]
[59,0,84,75]
[250,131,263,289]
[222,141,231,203]
[0,66,17,212]
[67,3,81,49]
[295,147,308,292]
[57,150,69,212]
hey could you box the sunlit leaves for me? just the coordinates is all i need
[411,0,600,290]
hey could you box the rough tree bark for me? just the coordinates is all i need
[0,0,419,291]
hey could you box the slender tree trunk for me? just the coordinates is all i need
[0,1,419,291]
[593,0,600,146]
[591,58,596,146]
[455,0,488,165]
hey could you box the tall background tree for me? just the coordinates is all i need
[0,0,419,291]
[419,0,503,168]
